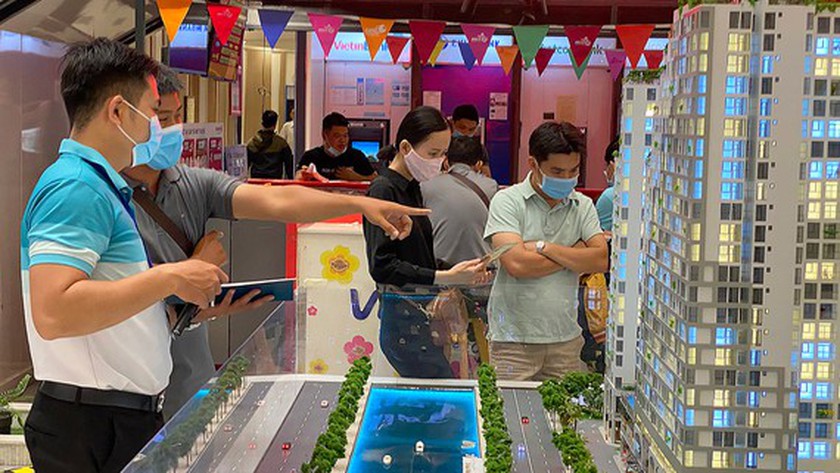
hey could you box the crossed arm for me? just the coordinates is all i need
[491,232,608,279]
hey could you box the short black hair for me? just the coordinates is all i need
[61,37,159,129]
[452,104,479,123]
[262,110,279,128]
[376,144,397,165]
[529,121,587,163]
[157,64,183,96]
[605,137,620,164]
[447,136,485,167]
[323,112,350,132]
[396,106,449,148]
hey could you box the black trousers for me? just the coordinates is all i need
[25,391,163,473]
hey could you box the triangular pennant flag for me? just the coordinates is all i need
[513,25,548,69]
[360,18,395,60]
[458,41,477,70]
[496,45,520,75]
[535,48,555,76]
[157,0,192,43]
[605,49,627,81]
[570,49,593,80]
[461,24,495,66]
[258,9,293,49]
[385,36,410,64]
[308,13,344,58]
[409,20,446,65]
[564,25,602,68]
[428,40,446,66]
[616,24,655,69]
[207,4,242,46]
[644,49,664,69]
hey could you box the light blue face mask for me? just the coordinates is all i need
[148,124,184,170]
[538,169,578,200]
[117,100,163,167]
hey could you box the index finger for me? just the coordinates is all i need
[397,205,431,216]
[214,266,230,284]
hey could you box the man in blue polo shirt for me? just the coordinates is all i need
[20,39,228,472]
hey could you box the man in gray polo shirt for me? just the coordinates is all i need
[123,66,430,417]
[484,122,608,381]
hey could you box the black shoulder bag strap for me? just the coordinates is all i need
[449,172,491,209]
[131,186,195,257]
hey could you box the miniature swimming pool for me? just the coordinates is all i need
[347,386,481,472]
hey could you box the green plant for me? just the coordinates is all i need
[625,68,664,84]
[477,364,513,473]
[0,374,31,433]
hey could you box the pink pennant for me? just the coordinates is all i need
[385,35,410,64]
[409,20,446,65]
[605,49,627,81]
[308,13,343,58]
[534,48,555,76]
[208,4,242,46]
[564,25,602,69]
[460,24,496,66]
[644,49,664,69]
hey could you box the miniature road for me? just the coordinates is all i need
[255,381,342,473]
[188,379,304,473]
[501,388,565,473]
[578,420,621,473]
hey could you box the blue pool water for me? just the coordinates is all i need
[348,387,481,473]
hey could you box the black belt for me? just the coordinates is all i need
[39,381,165,413]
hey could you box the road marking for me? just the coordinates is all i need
[512,390,536,473]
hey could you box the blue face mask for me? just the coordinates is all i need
[148,124,184,170]
[117,100,163,167]
[538,169,578,200]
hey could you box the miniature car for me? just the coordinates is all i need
[249,442,257,450]
[382,454,393,466]
[518,443,527,453]
[521,416,530,424]
[415,440,425,453]
[282,442,292,451]
[256,400,265,406]
[223,424,233,432]
[320,400,329,408]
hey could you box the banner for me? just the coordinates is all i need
[157,0,192,43]
[496,45,519,75]
[513,25,548,69]
[207,4,241,46]
[535,48,555,76]
[461,24,496,66]
[428,40,446,66]
[605,49,627,81]
[565,25,602,68]
[459,41,477,70]
[409,20,446,65]
[616,24,655,69]
[309,13,344,58]
[258,9,293,49]
[180,122,224,170]
[360,18,395,60]
[644,49,664,69]
[385,35,410,64]
[570,50,592,80]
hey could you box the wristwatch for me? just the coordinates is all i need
[535,240,546,254]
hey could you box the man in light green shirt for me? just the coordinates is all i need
[484,122,608,381]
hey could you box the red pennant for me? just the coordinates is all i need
[208,4,242,46]
[461,24,496,66]
[564,25,602,68]
[385,36,410,64]
[616,24,655,69]
[409,20,446,65]
[644,50,664,69]
[535,48,555,76]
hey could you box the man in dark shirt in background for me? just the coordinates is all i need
[247,110,293,179]
[297,112,377,181]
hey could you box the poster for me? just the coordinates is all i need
[556,95,578,124]
[229,66,242,116]
[225,145,248,179]
[330,85,358,105]
[181,123,224,169]
[391,81,410,106]
[207,1,245,81]
[423,90,442,110]
[364,78,385,105]
[489,92,508,120]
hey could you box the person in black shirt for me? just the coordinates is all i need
[296,112,377,181]
[363,106,488,378]
[246,109,293,179]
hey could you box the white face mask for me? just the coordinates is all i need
[403,146,444,182]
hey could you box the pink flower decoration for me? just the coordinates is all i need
[343,335,374,363]
[307,305,318,316]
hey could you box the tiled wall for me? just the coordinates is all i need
[0,31,69,387]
